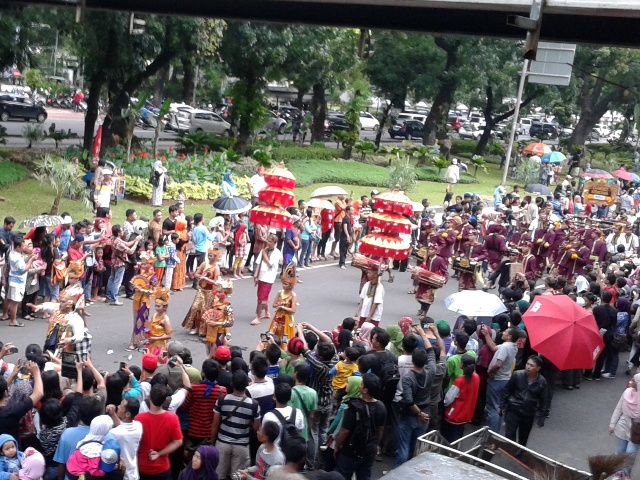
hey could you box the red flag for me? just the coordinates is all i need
[92,125,102,165]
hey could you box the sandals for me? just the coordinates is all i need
[8,323,24,327]
[388,276,395,283]
[22,316,34,321]
[407,289,416,294]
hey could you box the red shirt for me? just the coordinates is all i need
[445,372,480,424]
[67,246,84,262]
[320,208,334,233]
[136,410,183,475]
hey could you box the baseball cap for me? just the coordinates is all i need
[141,354,158,372]
[71,234,84,244]
[167,340,185,356]
[61,215,73,225]
[99,439,121,473]
[215,346,231,362]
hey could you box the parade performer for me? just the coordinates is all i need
[509,223,531,250]
[203,291,235,358]
[531,217,555,277]
[355,269,385,328]
[411,242,448,318]
[587,229,607,267]
[171,217,189,291]
[519,243,537,280]
[145,287,173,360]
[456,229,487,291]
[183,247,221,335]
[484,225,507,274]
[435,217,456,261]
[61,260,88,317]
[556,232,579,277]
[128,252,158,351]
[568,237,590,277]
[268,263,298,343]
[454,213,474,256]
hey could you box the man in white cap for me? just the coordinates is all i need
[53,214,74,257]
[94,168,113,209]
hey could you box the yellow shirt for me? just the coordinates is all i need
[332,360,359,390]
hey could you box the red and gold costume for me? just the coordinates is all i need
[182,248,221,335]
[203,292,234,358]
[146,287,172,360]
[268,263,298,346]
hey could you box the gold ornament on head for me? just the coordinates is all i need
[67,260,85,280]
[280,262,298,286]
[154,286,171,306]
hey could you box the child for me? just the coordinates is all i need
[162,233,180,289]
[18,448,45,480]
[203,291,234,359]
[66,415,113,478]
[238,422,284,480]
[330,346,360,402]
[0,434,23,480]
[176,188,185,207]
[91,246,105,302]
[233,223,249,279]
[154,236,168,284]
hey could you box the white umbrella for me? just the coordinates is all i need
[19,215,64,229]
[306,198,334,210]
[311,186,348,198]
[444,291,508,317]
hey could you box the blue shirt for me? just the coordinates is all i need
[53,425,90,480]
[58,229,71,253]
[192,225,213,253]
[283,229,296,257]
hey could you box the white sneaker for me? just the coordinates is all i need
[602,373,616,379]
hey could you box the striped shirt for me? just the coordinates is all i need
[182,382,226,439]
[214,394,260,445]
[304,351,338,409]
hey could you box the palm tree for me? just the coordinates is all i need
[33,155,90,215]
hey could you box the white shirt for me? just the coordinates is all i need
[256,248,283,284]
[358,281,384,323]
[248,173,268,197]
[575,275,589,294]
[107,421,143,480]
[262,406,305,447]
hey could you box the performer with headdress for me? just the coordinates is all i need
[171,217,189,291]
[61,260,88,317]
[182,247,221,336]
[203,291,235,358]
[127,251,158,351]
[146,287,173,361]
[457,229,487,291]
[268,263,298,344]
[411,242,448,318]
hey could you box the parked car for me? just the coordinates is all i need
[324,114,350,137]
[165,110,191,132]
[388,120,425,140]
[188,109,231,135]
[458,123,482,140]
[519,117,534,135]
[529,122,559,139]
[594,123,611,138]
[277,106,301,122]
[0,94,47,123]
[359,112,380,130]
[263,111,287,134]
[396,112,427,124]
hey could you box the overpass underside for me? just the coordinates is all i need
[2,0,640,46]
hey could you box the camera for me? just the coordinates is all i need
[168,356,178,368]
[8,347,18,354]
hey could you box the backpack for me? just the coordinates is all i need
[374,352,400,404]
[342,398,373,459]
[270,408,304,451]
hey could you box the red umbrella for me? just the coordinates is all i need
[612,168,634,181]
[258,186,295,207]
[358,233,411,260]
[264,162,296,190]
[580,168,613,180]
[523,142,552,156]
[366,212,413,235]
[249,205,293,229]
[522,295,604,370]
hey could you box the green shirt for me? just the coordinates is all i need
[446,350,478,389]
[155,245,168,267]
[288,385,317,440]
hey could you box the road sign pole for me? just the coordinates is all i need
[502,59,529,186]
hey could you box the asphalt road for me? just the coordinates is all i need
[0,252,627,474]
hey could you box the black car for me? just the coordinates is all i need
[324,114,349,137]
[0,95,47,123]
[529,122,558,139]
[388,120,425,140]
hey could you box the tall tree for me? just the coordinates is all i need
[219,23,292,153]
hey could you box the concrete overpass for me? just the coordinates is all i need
[3,0,640,47]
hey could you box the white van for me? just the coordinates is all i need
[520,118,533,135]
[396,112,427,124]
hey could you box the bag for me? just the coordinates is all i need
[611,334,628,351]
[375,352,400,404]
[149,171,157,187]
[631,421,640,444]
[342,398,373,459]
[51,261,67,285]
[271,408,304,451]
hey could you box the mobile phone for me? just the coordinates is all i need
[81,353,88,361]
[120,362,126,370]
[8,347,18,354]
[260,333,268,343]
[282,334,289,344]
[162,351,169,357]
[225,334,232,341]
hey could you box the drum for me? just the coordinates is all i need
[352,255,380,271]
[453,256,478,274]
[412,246,427,260]
[412,267,446,288]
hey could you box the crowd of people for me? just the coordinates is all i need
[2,152,640,479]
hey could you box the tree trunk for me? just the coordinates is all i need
[375,102,392,149]
[50,194,62,215]
[153,66,170,108]
[422,38,461,146]
[235,78,259,155]
[182,56,196,105]
[294,90,305,110]
[83,74,105,152]
[311,83,327,143]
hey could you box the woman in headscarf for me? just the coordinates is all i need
[151,158,168,207]
[325,376,363,470]
[354,322,375,351]
[178,445,219,480]
[609,373,640,475]
[386,325,404,357]
[221,172,237,197]
[66,415,113,477]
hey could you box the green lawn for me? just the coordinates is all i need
[0,160,511,225]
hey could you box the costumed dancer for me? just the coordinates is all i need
[61,260,88,317]
[128,252,158,351]
[411,242,448,318]
[171,217,189,291]
[203,291,234,358]
[268,263,298,345]
[484,224,507,274]
[182,247,221,336]
[457,229,486,291]
[145,287,173,361]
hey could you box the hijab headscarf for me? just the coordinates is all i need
[223,172,236,188]
[386,325,404,357]
[358,322,375,350]
[617,296,631,314]
[182,445,219,480]
[517,300,530,313]
[342,376,363,404]
[77,415,113,457]
[623,373,640,418]
[230,357,248,374]
[8,379,32,407]
[398,317,413,336]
